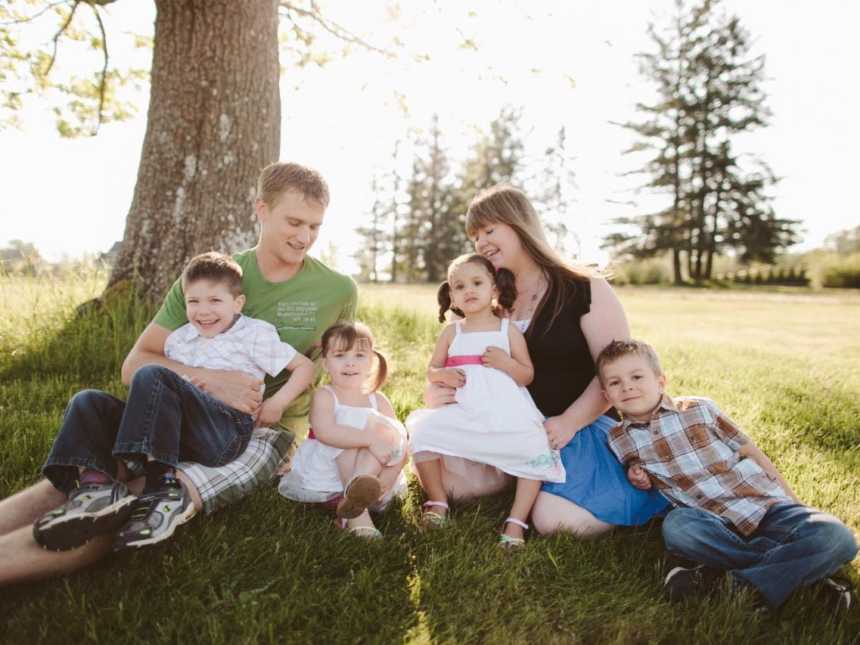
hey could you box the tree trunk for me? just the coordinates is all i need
[672,247,683,285]
[108,0,280,301]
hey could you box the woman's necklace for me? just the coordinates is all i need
[513,273,546,321]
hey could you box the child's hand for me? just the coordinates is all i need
[627,463,652,490]
[255,398,285,428]
[481,346,512,372]
[435,368,466,389]
[368,419,402,465]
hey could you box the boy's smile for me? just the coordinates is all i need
[184,280,245,338]
[601,354,666,423]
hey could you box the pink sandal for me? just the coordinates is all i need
[420,500,450,529]
[498,517,528,548]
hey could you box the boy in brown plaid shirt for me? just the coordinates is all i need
[598,339,856,612]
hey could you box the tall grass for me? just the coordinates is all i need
[0,274,858,643]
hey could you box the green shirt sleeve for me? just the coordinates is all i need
[337,278,359,322]
[153,277,188,331]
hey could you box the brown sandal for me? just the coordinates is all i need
[336,474,382,519]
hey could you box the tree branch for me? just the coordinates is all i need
[0,1,72,26]
[279,1,395,58]
[90,2,109,132]
[44,0,82,79]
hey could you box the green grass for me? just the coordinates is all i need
[1,275,859,644]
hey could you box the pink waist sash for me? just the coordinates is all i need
[445,355,483,368]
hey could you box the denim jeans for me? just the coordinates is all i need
[43,365,254,494]
[662,502,858,608]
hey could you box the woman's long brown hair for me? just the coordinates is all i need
[465,184,593,335]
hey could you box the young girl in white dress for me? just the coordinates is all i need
[407,253,565,546]
[278,322,407,539]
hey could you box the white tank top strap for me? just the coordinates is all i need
[499,317,511,352]
[322,384,340,409]
[454,320,462,336]
[368,392,379,411]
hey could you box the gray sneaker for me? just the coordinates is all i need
[33,482,137,551]
[113,478,196,551]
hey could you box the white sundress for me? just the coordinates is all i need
[406,318,565,483]
[278,386,408,503]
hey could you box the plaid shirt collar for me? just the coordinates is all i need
[619,394,677,429]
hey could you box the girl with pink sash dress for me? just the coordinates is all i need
[407,318,565,484]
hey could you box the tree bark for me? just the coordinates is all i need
[108,0,280,301]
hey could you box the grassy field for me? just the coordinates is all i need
[1,274,858,644]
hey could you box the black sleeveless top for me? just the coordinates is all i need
[525,277,596,418]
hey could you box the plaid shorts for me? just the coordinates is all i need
[177,427,294,515]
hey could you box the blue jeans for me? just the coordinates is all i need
[43,365,254,494]
[662,503,858,608]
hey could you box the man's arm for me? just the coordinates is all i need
[122,322,262,415]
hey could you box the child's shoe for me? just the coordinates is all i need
[33,482,137,551]
[336,475,382,519]
[664,564,723,602]
[420,501,450,529]
[498,517,528,549]
[113,476,195,551]
[335,517,383,541]
[816,576,854,616]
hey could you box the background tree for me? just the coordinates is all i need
[354,173,387,283]
[607,0,801,282]
[1,0,391,300]
[536,126,578,256]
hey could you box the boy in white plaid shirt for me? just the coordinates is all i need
[35,252,314,552]
[598,339,856,613]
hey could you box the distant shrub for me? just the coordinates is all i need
[612,258,671,286]
[821,265,860,288]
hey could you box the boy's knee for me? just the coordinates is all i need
[661,508,702,552]
[131,364,173,387]
[68,389,113,412]
[819,518,858,564]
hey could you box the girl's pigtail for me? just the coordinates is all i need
[495,268,517,313]
[437,282,453,323]
[372,350,388,392]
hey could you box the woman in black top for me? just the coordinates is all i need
[425,185,667,536]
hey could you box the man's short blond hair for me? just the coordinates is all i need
[256,162,330,208]
[596,339,663,385]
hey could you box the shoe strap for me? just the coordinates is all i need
[423,500,449,510]
[504,517,529,531]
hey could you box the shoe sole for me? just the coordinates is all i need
[336,475,382,519]
[33,495,138,552]
[114,502,197,550]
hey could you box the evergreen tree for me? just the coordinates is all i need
[537,126,578,256]
[608,0,801,282]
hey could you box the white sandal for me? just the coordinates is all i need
[498,517,528,548]
[420,500,450,529]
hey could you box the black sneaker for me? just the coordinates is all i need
[817,577,854,616]
[33,482,137,551]
[664,564,723,602]
[113,478,196,551]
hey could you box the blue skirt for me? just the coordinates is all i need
[541,415,669,526]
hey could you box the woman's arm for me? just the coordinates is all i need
[544,277,631,450]
[481,323,533,386]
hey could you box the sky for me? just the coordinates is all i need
[1,0,858,272]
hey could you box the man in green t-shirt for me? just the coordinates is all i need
[0,162,356,585]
